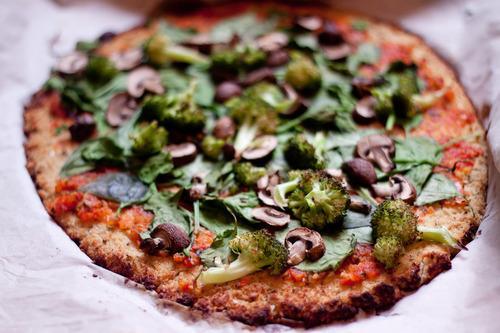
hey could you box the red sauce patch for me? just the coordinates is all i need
[379,43,413,68]
[283,267,307,284]
[338,244,382,286]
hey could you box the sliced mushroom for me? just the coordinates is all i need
[110,48,143,71]
[69,113,95,142]
[285,227,326,266]
[215,82,242,103]
[183,33,214,54]
[222,143,236,160]
[266,49,290,67]
[352,96,377,124]
[189,177,207,201]
[257,190,279,207]
[252,207,290,227]
[240,67,275,87]
[256,32,289,52]
[256,175,270,191]
[279,84,307,118]
[342,158,377,187]
[98,31,116,42]
[257,172,281,207]
[349,196,372,215]
[371,174,416,204]
[106,93,138,127]
[351,76,386,98]
[127,66,164,98]
[165,143,197,167]
[356,134,395,173]
[318,21,344,45]
[324,168,343,179]
[322,44,351,61]
[241,135,278,162]
[55,51,88,74]
[213,116,236,140]
[390,174,417,204]
[140,223,190,255]
[295,16,323,31]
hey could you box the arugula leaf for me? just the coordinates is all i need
[142,189,191,237]
[346,43,380,74]
[415,173,460,206]
[81,172,149,203]
[138,152,174,184]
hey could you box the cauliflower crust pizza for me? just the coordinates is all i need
[24,1,487,328]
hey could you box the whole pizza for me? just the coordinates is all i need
[24,2,487,327]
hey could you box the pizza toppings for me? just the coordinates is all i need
[55,51,88,74]
[46,10,471,286]
[285,227,325,265]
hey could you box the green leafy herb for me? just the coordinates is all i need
[200,228,237,267]
[404,164,433,194]
[351,20,369,31]
[158,20,196,43]
[394,136,442,171]
[81,172,149,203]
[346,43,380,74]
[221,191,260,224]
[415,173,460,206]
[210,13,277,43]
[138,152,174,184]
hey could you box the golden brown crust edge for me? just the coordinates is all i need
[24,3,487,328]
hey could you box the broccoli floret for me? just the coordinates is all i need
[284,133,326,170]
[145,34,207,66]
[284,55,321,94]
[245,83,294,113]
[198,230,288,285]
[278,171,350,230]
[373,236,403,268]
[233,162,267,186]
[227,94,278,154]
[211,46,266,72]
[142,82,206,132]
[371,199,418,268]
[85,56,118,85]
[201,135,225,160]
[131,121,168,156]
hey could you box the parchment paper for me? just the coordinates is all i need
[1,1,499,332]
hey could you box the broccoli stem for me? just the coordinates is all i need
[273,178,300,208]
[304,183,329,208]
[198,255,260,285]
[233,121,258,153]
[417,225,465,250]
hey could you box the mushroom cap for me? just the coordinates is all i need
[342,158,377,187]
[252,207,290,227]
[215,82,242,103]
[106,92,138,127]
[256,32,289,52]
[349,196,372,215]
[110,48,143,71]
[322,44,351,61]
[352,96,377,124]
[285,227,326,265]
[150,223,190,253]
[295,15,323,31]
[390,174,417,204]
[55,51,88,74]
[356,134,395,173]
[165,143,198,167]
[241,135,278,161]
[127,66,165,98]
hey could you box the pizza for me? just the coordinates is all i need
[24,2,487,327]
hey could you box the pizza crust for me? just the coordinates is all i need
[24,2,487,327]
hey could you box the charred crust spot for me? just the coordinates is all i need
[425,253,452,281]
[177,293,195,307]
[461,224,479,245]
[228,307,272,326]
[350,292,377,312]
[304,300,358,327]
[373,283,397,310]
[395,263,422,291]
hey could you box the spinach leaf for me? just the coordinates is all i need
[222,191,260,224]
[198,200,237,235]
[394,136,442,171]
[142,189,191,236]
[415,173,460,206]
[210,13,277,43]
[138,152,174,184]
[158,20,196,43]
[159,68,190,92]
[290,34,319,51]
[60,143,96,177]
[325,129,380,149]
[200,228,236,267]
[346,43,380,74]
[404,164,433,194]
[187,64,215,106]
[343,209,374,244]
[81,172,149,203]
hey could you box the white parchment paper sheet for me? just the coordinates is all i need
[1,1,499,332]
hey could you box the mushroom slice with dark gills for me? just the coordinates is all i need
[342,158,377,187]
[294,15,323,32]
[318,21,344,45]
[213,116,236,140]
[349,196,372,214]
[241,135,278,162]
[69,113,95,142]
[106,92,138,127]
[257,172,281,207]
[279,84,307,118]
[240,67,275,87]
[165,143,198,167]
[351,76,386,98]
[352,96,377,124]
[322,44,351,61]
[251,207,290,227]
[127,66,165,98]
[256,32,289,52]
[55,51,88,74]
[371,174,417,204]
[215,81,242,103]
[356,134,395,173]
[110,48,143,71]
[285,227,326,266]
[140,223,190,255]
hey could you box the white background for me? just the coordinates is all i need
[1,1,499,332]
